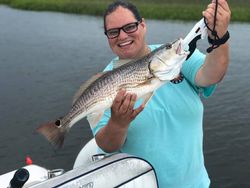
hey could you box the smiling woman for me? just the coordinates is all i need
[104,5,149,59]
[91,0,232,188]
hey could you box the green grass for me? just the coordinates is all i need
[0,0,250,22]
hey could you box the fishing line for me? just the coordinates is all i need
[205,0,219,53]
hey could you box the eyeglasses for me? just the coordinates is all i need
[105,20,142,39]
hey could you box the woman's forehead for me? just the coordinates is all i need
[105,7,136,28]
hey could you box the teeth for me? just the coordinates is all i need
[119,41,132,47]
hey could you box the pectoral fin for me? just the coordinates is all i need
[141,92,154,106]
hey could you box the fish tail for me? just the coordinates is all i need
[36,120,66,148]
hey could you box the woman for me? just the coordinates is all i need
[90,0,231,187]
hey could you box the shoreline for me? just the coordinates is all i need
[0,0,250,22]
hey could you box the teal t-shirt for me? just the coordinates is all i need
[91,45,215,188]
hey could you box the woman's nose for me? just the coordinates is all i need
[118,29,129,40]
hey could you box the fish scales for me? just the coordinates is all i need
[61,59,152,128]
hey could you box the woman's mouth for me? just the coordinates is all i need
[118,40,133,48]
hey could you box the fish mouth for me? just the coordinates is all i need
[176,39,189,56]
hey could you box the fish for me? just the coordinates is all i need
[37,38,189,148]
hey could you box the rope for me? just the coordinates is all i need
[204,0,220,53]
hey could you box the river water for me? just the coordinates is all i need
[0,6,250,188]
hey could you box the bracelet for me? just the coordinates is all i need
[208,31,230,46]
[206,31,230,53]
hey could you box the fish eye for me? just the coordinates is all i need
[165,44,172,49]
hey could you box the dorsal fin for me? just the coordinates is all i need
[72,72,105,105]
[113,59,133,69]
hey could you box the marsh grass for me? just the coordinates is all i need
[0,0,249,22]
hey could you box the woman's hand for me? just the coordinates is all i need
[202,0,231,38]
[110,89,144,128]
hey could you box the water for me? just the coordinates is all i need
[0,6,250,188]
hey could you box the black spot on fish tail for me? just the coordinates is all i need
[55,119,60,126]
[36,120,66,148]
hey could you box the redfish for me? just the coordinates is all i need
[37,39,189,148]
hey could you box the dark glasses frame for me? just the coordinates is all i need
[104,20,142,39]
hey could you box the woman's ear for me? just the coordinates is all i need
[140,18,147,32]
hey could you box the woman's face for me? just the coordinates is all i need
[105,6,148,59]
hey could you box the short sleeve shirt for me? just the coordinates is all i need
[91,45,215,188]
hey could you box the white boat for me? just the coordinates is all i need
[0,138,158,188]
